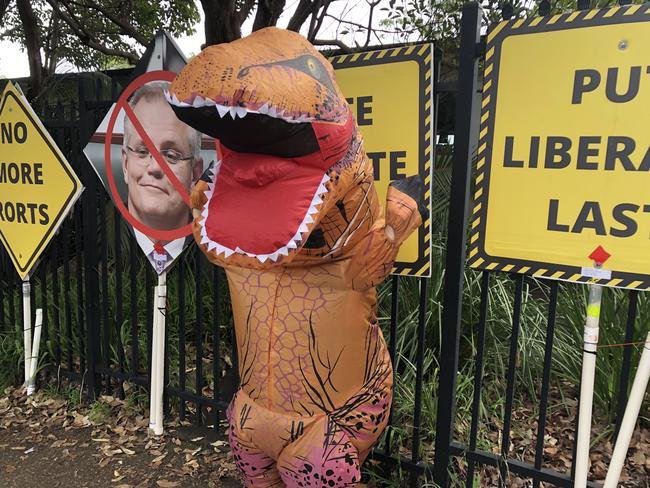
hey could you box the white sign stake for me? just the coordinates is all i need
[574,281,603,488]
[603,332,650,488]
[27,309,43,396]
[149,272,167,435]
[22,280,32,391]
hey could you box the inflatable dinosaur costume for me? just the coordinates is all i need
[167,28,424,487]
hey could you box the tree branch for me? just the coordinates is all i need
[287,0,316,32]
[45,0,140,64]
[67,0,149,45]
[364,0,380,47]
[312,38,351,52]
[252,0,286,31]
[16,0,43,99]
[0,0,11,24]
[309,0,333,41]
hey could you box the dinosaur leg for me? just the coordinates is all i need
[226,392,283,488]
[277,416,361,488]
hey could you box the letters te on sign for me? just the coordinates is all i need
[330,44,434,277]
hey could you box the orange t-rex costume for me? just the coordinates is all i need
[168,27,424,488]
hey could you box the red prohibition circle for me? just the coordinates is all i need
[104,70,193,241]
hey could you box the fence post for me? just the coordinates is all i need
[78,79,101,399]
[433,3,481,486]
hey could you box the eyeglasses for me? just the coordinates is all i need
[126,145,193,165]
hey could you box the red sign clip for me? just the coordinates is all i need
[588,245,611,265]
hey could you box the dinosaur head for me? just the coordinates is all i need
[167,27,361,268]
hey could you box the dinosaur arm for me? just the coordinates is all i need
[347,177,423,291]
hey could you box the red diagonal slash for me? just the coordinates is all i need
[104,70,193,241]
[121,102,191,206]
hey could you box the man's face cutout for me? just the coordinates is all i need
[121,95,203,232]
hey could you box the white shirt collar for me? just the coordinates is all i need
[133,227,186,260]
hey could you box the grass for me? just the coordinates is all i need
[1,146,649,486]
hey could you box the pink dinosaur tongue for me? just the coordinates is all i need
[204,149,327,255]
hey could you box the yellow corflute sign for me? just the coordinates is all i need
[0,82,83,280]
[469,4,650,289]
[330,44,433,277]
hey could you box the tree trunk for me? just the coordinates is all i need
[16,0,44,100]
[200,0,242,47]
[252,0,286,31]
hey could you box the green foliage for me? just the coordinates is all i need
[1,0,199,72]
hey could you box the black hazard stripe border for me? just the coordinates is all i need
[0,87,81,278]
[469,3,650,290]
[329,44,433,278]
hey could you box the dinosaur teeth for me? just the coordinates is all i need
[256,254,269,263]
[258,102,269,114]
[216,104,229,118]
[223,247,234,258]
[229,106,238,119]
[207,241,218,252]
[235,106,247,118]
[287,240,298,249]
[193,96,206,108]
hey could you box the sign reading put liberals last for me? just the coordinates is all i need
[330,44,433,277]
[469,4,650,289]
[0,82,83,280]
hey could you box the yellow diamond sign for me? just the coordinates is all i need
[0,82,83,280]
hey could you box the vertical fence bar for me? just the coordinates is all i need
[146,268,153,391]
[74,206,85,373]
[62,220,73,370]
[79,86,100,399]
[178,256,186,420]
[410,277,429,488]
[384,275,400,456]
[212,266,221,429]
[498,275,524,488]
[0,258,5,331]
[433,3,482,486]
[51,238,61,367]
[115,210,126,397]
[195,251,204,425]
[101,198,110,377]
[614,291,638,441]
[532,280,559,488]
[129,237,139,375]
[9,267,16,345]
[39,262,48,363]
[465,271,490,487]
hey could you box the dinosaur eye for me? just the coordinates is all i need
[306,58,321,77]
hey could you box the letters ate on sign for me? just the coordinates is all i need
[469,4,650,289]
[330,44,434,277]
[0,82,83,279]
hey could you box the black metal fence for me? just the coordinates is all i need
[0,5,647,486]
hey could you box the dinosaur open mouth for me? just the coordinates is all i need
[197,155,329,262]
[166,92,333,263]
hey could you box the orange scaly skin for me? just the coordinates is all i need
[170,28,423,488]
